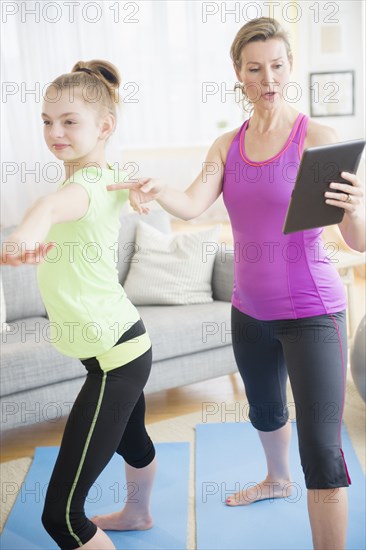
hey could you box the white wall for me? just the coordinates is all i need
[301,0,364,141]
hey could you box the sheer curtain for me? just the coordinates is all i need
[1,0,307,226]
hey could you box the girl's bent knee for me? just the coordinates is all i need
[41,504,97,548]
[41,506,65,541]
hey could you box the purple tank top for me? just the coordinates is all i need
[223,113,347,320]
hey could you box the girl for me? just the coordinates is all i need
[2,60,157,550]
[108,18,365,550]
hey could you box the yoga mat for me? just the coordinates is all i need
[1,442,189,549]
[195,422,365,550]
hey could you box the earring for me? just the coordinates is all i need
[234,82,253,114]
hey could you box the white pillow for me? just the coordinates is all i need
[1,277,10,333]
[123,222,221,305]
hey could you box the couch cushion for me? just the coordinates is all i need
[138,301,232,362]
[118,210,171,284]
[123,222,220,305]
[1,317,84,397]
[1,226,47,322]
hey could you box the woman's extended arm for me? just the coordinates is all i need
[108,131,237,220]
[1,184,90,265]
[156,137,225,220]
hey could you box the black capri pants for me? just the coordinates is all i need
[231,305,351,490]
[42,320,155,549]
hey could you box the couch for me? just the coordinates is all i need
[0,210,235,432]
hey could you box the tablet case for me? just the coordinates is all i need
[283,139,366,234]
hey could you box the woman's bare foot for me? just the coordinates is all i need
[226,477,293,506]
[91,509,153,531]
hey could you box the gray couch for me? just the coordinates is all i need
[1,210,235,431]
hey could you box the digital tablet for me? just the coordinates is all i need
[282,139,366,234]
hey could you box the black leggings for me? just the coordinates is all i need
[231,305,351,490]
[42,346,155,549]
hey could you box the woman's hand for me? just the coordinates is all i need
[324,171,364,218]
[1,239,55,266]
[107,178,165,214]
[325,171,366,252]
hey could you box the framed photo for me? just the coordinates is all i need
[309,71,354,117]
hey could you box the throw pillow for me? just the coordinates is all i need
[123,221,221,305]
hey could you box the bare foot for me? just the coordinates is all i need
[226,478,293,506]
[91,509,153,531]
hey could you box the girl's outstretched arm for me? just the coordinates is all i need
[1,184,90,265]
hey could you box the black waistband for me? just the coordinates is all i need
[113,318,146,347]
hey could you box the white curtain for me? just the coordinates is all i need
[1,1,249,226]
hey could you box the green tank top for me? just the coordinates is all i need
[37,164,148,361]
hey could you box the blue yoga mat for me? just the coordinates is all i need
[196,421,365,550]
[1,442,189,550]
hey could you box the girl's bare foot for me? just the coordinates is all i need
[91,509,153,531]
[226,477,293,506]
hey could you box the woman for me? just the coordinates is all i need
[109,18,365,550]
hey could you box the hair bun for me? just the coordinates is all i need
[71,60,121,90]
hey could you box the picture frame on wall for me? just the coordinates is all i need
[309,71,354,117]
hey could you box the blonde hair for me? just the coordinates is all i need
[230,17,293,70]
[46,60,121,118]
